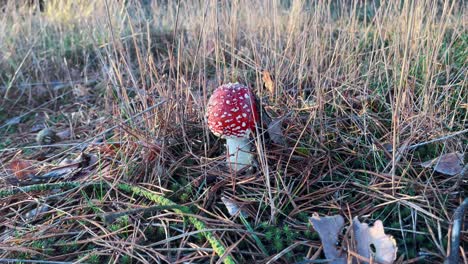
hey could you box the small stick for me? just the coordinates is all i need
[445,196,468,264]
[405,129,468,151]
[0,259,72,264]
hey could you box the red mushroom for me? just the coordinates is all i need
[206,83,259,171]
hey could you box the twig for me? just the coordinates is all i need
[405,129,468,150]
[0,259,72,264]
[445,197,468,264]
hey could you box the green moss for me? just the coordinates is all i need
[57,240,79,254]
[87,253,101,264]
[273,229,284,252]
[0,181,235,264]
[116,183,235,264]
[120,255,132,264]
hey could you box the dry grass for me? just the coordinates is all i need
[0,0,466,263]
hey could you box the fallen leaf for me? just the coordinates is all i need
[267,117,286,146]
[262,70,275,95]
[309,214,346,264]
[58,158,74,166]
[24,204,50,221]
[38,164,80,180]
[353,217,397,264]
[75,152,98,168]
[33,153,97,182]
[8,159,37,180]
[421,152,464,176]
[221,196,249,218]
[56,129,71,140]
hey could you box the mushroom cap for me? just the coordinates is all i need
[206,83,259,138]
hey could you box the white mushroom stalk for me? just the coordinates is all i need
[225,135,253,171]
[206,83,259,171]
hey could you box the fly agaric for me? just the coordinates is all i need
[206,83,259,171]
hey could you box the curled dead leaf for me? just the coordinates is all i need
[353,217,397,264]
[267,118,286,146]
[262,70,275,95]
[421,152,464,176]
[309,214,346,264]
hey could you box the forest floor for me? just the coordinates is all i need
[0,1,466,263]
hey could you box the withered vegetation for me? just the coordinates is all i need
[0,1,466,263]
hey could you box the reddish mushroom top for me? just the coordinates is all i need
[206,83,259,138]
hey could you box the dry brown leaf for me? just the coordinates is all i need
[8,159,37,180]
[421,152,464,176]
[262,70,275,95]
[267,118,286,146]
[309,214,346,264]
[353,217,397,264]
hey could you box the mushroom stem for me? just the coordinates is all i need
[225,137,253,171]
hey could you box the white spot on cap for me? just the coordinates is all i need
[242,113,247,117]
[244,94,250,99]
[226,100,231,104]
[242,122,246,127]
